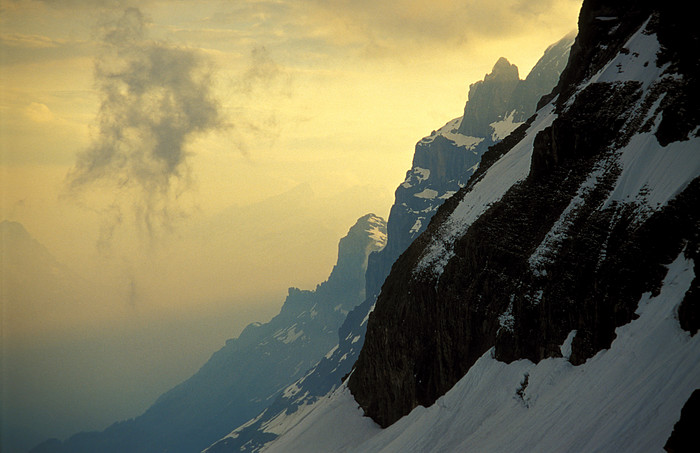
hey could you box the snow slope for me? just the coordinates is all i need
[263,250,699,452]
[205,35,575,453]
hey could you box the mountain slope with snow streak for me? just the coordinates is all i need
[257,1,700,450]
[348,0,699,429]
[205,34,574,453]
[263,250,699,453]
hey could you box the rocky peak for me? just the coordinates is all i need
[316,214,386,312]
[201,215,386,453]
[365,38,573,300]
[458,57,520,137]
[488,57,520,81]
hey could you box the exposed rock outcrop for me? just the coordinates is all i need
[664,389,700,452]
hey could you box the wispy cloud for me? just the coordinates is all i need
[238,45,291,95]
[0,32,66,48]
[223,44,294,154]
[268,0,582,60]
[66,7,224,240]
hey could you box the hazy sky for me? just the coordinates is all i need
[1,0,581,450]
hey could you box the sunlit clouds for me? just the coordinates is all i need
[1,0,583,345]
[1,0,584,343]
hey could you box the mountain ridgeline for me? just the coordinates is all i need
[365,33,575,299]
[204,33,574,453]
[245,2,698,451]
[30,214,386,453]
[348,0,699,430]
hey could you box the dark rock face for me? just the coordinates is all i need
[32,214,386,453]
[349,2,700,428]
[678,241,699,336]
[530,81,643,179]
[554,0,652,107]
[664,389,700,452]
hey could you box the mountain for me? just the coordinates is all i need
[203,296,375,453]
[30,214,386,453]
[366,31,575,301]
[1,221,89,453]
[205,34,574,453]
[252,1,700,451]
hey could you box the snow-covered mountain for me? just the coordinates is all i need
[204,34,573,453]
[249,1,700,451]
[30,214,386,453]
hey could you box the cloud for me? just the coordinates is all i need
[223,44,293,154]
[287,0,582,58]
[0,32,64,48]
[66,7,224,239]
[0,31,93,66]
[24,102,55,122]
[238,45,290,95]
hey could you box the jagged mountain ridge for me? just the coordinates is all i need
[204,34,574,453]
[252,1,699,451]
[203,296,375,453]
[30,214,386,453]
[349,0,699,429]
[365,32,574,299]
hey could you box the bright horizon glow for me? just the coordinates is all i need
[1,0,582,450]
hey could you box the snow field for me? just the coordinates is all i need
[263,250,699,452]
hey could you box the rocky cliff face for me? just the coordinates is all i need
[31,214,386,453]
[457,57,520,137]
[349,0,699,429]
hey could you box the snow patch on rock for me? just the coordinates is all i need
[416,103,558,277]
[490,110,523,141]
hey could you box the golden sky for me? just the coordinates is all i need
[1,0,581,445]
[1,0,583,352]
